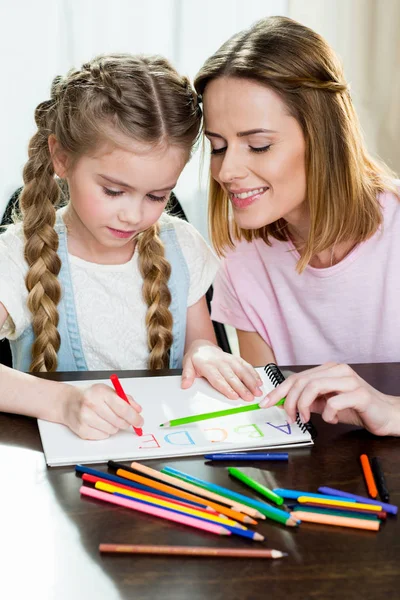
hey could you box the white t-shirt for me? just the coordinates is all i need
[0,210,220,370]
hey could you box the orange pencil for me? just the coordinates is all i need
[291,511,380,531]
[360,454,378,499]
[115,467,258,525]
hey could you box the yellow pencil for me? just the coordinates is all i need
[95,481,246,529]
[297,496,383,512]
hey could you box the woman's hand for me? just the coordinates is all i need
[260,362,400,436]
[61,383,144,440]
[181,340,264,401]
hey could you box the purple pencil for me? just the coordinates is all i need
[318,486,397,515]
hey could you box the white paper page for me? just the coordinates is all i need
[38,367,313,466]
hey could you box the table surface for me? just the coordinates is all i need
[1,363,399,600]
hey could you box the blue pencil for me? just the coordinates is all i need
[273,488,357,502]
[162,466,299,522]
[318,486,398,515]
[204,453,289,461]
[113,493,264,541]
[75,464,212,511]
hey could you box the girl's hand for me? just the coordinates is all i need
[61,383,144,440]
[181,340,264,401]
[260,362,400,436]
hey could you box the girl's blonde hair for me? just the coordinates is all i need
[20,54,201,372]
[194,16,398,271]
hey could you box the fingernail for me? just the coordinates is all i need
[259,397,270,408]
[254,388,263,396]
[230,391,239,399]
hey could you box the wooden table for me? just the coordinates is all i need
[1,363,399,600]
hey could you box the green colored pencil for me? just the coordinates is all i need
[228,467,284,505]
[159,397,285,428]
[292,506,380,521]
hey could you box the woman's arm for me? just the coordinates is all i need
[237,330,276,366]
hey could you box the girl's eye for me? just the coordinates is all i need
[210,147,227,155]
[147,193,168,202]
[249,145,272,153]
[103,187,123,197]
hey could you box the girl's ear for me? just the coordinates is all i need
[48,134,69,178]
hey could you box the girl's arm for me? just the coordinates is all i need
[0,302,143,439]
[181,296,263,400]
[237,330,276,366]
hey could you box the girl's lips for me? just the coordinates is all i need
[230,188,269,209]
[107,227,136,239]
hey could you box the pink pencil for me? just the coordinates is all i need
[80,486,231,536]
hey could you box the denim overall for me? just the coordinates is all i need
[10,213,189,371]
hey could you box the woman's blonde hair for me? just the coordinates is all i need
[20,54,201,372]
[194,16,398,271]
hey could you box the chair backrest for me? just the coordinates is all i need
[169,193,232,354]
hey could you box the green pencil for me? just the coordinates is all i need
[228,467,284,505]
[159,397,285,428]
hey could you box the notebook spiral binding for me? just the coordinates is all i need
[264,363,317,439]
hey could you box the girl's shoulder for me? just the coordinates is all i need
[159,212,214,252]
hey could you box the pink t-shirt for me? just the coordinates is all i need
[211,187,400,366]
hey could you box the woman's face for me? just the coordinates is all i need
[203,76,307,231]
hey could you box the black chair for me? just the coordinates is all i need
[0,188,231,367]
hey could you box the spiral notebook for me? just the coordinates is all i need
[38,363,315,466]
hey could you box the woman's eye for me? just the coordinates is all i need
[210,147,227,155]
[147,193,167,202]
[103,187,123,197]
[249,145,272,154]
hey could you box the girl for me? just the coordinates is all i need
[194,17,400,434]
[0,54,262,440]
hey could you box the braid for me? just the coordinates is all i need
[20,98,62,372]
[137,224,173,370]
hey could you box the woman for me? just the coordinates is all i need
[194,16,400,434]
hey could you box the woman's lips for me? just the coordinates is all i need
[230,187,269,209]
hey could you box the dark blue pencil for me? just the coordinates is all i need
[75,464,212,510]
[204,453,288,461]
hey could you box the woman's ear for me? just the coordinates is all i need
[48,134,69,178]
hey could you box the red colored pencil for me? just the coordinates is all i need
[360,454,378,499]
[110,374,143,436]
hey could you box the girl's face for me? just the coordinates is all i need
[203,77,307,231]
[52,136,188,256]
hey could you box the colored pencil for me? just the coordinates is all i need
[95,481,244,528]
[162,466,299,527]
[317,486,398,515]
[120,461,264,519]
[113,467,257,525]
[297,496,383,513]
[291,511,380,531]
[111,493,263,541]
[81,486,230,536]
[99,544,287,558]
[360,454,378,498]
[82,474,218,515]
[273,488,358,502]
[371,457,390,502]
[110,374,142,437]
[291,506,385,521]
[205,453,289,461]
[228,467,284,505]
[76,466,217,513]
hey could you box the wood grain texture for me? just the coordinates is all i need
[1,363,399,600]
